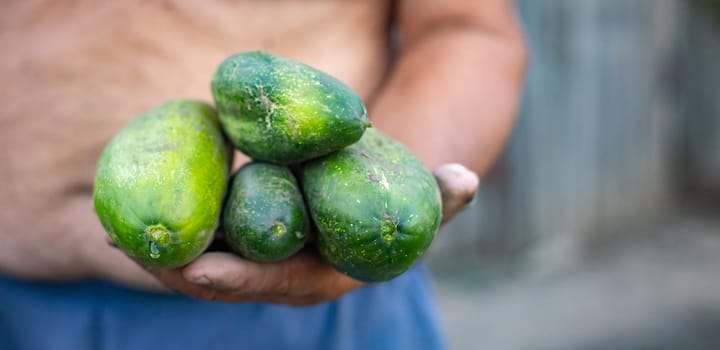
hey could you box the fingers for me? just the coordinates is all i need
[187,251,360,296]
[146,250,363,305]
[182,252,298,296]
[144,266,215,299]
[434,163,479,223]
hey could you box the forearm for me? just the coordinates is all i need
[369,21,526,175]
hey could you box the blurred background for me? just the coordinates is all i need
[426,1,720,349]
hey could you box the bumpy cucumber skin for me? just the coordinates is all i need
[93,100,230,268]
[211,51,370,164]
[222,162,309,262]
[301,129,442,282]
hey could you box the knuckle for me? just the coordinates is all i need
[275,259,303,296]
[226,275,250,292]
[273,277,292,296]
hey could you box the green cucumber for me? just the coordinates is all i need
[222,162,309,262]
[301,129,442,282]
[93,100,230,268]
[211,51,370,164]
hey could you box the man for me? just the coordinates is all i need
[0,0,526,348]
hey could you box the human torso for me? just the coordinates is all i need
[0,0,391,229]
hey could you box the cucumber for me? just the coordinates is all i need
[222,162,309,262]
[211,51,370,164]
[301,129,442,282]
[93,100,230,268]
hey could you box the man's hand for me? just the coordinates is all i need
[145,163,478,306]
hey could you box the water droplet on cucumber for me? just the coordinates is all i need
[149,241,160,259]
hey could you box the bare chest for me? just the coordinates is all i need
[0,0,391,204]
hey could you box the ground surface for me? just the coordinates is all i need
[429,211,720,350]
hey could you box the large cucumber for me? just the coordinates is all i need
[301,129,442,282]
[93,100,230,267]
[212,51,370,164]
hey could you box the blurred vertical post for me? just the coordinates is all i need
[682,0,720,197]
[430,0,688,277]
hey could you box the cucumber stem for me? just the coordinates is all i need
[145,224,171,245]
[380,220,397,243]
[270,222,287,236]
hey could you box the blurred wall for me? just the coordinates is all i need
[430,0,720,275]
[682,1,720,195]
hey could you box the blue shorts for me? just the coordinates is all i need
[0,264,445,350]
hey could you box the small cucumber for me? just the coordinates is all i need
[222,162,309,262]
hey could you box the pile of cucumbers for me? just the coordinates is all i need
[93,51,441,282]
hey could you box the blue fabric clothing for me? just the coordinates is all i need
[0,264,445,350]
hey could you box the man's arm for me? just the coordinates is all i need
[146,0,527,305]
[371,0,527,174]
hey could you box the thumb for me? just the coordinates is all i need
[433,163,479,224]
